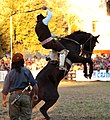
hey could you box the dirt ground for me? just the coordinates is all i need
[0,80,110,120]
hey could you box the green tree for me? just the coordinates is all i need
[0,0,12,56]
[0,0,82,57]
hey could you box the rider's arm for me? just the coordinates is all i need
[42,8,52,25]
[51,34,59,38]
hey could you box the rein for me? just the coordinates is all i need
[62,35,93,54]
[81,35,93,54]
[62,37,80,45]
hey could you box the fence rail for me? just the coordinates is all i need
[0,70,110,81]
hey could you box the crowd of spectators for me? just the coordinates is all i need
[72,53,110,72]
[0,56,10,72]
[92,53,110,71]
[24,56,47,71]
[0,55,47,72]
[0,53,110,73]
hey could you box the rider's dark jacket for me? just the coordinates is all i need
[35,21,51,42]
[35,9,65,52]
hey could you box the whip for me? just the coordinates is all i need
[11,84,30,105]
[24,8,42,13]
[11,7,42,16]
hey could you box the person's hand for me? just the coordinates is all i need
[41,6,47,10]
[33,94,38,100]
[2,100,7,107]
[2,94,7,107]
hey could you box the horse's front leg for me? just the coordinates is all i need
[88,59,93,79]
[87,57,93,79]
[83,63,88,78]
[83,57,93,79]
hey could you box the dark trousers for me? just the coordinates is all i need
[42,39,65,52]
[9,94,32,120]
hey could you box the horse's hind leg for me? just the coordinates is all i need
[40,97,59,120]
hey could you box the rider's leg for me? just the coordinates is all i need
[59,49,69,70]
[49,50,58,61]
[43,39,69,69]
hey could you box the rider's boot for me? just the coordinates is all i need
[59,49,69,71]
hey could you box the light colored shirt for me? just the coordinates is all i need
[42,9,59,38]
[42,8,52,25]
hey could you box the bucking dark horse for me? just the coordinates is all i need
[32,30,99,120]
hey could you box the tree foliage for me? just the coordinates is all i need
[0,0,81,57]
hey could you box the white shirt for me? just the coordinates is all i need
[42,8,52,25]
[42,9,58,38]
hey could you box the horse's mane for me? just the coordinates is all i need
[63,30,91,39]
[61,30,91,44]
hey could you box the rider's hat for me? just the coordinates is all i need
[12,53,23,62]
[37,14,45,22]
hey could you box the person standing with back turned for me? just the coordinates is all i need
[2,53,38,120]
[35,6,69,70]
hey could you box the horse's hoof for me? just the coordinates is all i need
[84,74,88,79]
[89,75,92,79]
[40,108,50,120]
[45,117,51,120]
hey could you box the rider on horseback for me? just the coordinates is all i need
[35,6,69,70]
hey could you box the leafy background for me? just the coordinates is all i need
[0,0,82,57]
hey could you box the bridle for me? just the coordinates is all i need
[81,35,93,55]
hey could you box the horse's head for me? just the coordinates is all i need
[80,33,100,79]
[63,30,100,58]
[81,34,100,58]
[62,31,100,79]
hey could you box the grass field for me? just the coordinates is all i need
[0,81,110,120]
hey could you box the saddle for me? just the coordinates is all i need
[46,51,58,64]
